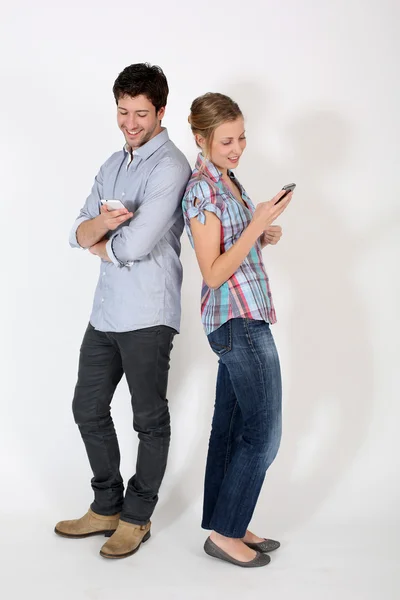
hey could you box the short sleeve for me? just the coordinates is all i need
[182,179,224,249]
[183,180,223,225]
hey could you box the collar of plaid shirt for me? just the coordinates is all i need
[195,153,239,184]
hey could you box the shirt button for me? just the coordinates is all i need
[101,298,104,302]
[102,272,106,276]
[122,192,125,197]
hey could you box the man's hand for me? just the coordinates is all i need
[98,204,133,231]
[76,205,133,249]
[89,239,112,262]
[261,225,282,248]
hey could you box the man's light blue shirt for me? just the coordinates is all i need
[69,129,191,333]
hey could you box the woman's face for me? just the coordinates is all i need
[209,117,246,172]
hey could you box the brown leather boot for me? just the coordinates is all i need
[54,508,120,538]
[100,520,151,559]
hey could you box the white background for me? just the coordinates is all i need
[1,1,399,598]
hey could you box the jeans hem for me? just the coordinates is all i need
[90,501,123,516]
[120,515,151,526]
[202,521,246,539]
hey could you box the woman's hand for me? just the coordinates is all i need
[251,189,293,235]
[261,225,282,248]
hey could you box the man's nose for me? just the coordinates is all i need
[125,115,137,130]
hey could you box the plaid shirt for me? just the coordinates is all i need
[182,153,277,335]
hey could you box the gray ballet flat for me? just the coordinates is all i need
[244,539,280,553]
[203,537,271,568]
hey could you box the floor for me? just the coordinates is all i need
[2,509,398,600]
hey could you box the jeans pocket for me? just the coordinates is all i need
[244,318,268,327]
[207,320,232,356]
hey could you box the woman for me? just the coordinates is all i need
[182,93,293,568]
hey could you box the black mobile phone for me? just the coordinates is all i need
[275,183,296,204]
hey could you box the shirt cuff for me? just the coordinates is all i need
[69,217,89,248]
[105,237,134,268]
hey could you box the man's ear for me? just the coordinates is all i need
[157,106,166,121]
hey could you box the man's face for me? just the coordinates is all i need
[117,94,165,149]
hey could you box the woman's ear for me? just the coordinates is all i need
[195,134,205,149]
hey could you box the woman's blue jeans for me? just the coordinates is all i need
[203,318,282,538]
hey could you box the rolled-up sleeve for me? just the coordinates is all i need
[69,167,104,249]
[107,159,190,265]
[105,236,133,267]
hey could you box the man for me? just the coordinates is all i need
[55,63,191,559]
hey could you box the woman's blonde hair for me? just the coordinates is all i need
[188,92,243,161]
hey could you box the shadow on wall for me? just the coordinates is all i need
[154,239,218,531]
[225,81,375,532]
[155,83,377,533]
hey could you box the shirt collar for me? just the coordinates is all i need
[194,153,235,183]
[123,128,169,161]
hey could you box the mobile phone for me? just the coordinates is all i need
[275,183,296,205]
[101,199,126,211]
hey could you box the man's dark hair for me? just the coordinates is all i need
[113,63,169,112]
